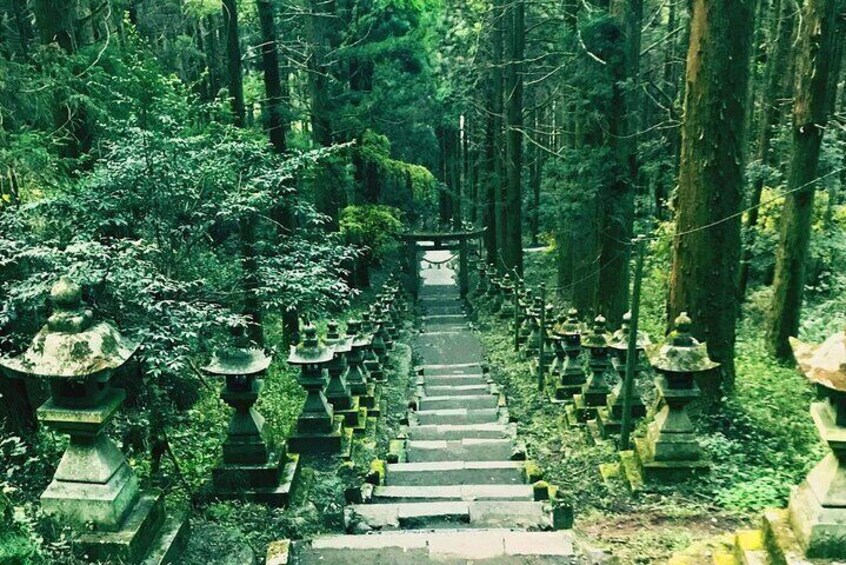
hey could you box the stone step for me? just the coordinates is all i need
[422,315,467,326]
[406,423,514,441]
[417,395,498,411]
[424,384,491,397]
[423,383,491,397]
[421,363,484,376]
[423,374,488,386]
[286,529,577,564]
[406,438,514,462]
[413,408,500,426]
[371,484,534,503]
[385,460,526,486]
[344,501,552,531]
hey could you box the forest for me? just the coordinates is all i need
[1,0,846,563]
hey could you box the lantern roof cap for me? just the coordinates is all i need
[0,277,139,379]
[553,308,584,336]
[609,311,652,351]
[346,320,372,348]
[324,321,353,354]
[582,315,610,348]
[288,325,334,365]
[202,348,272,376]
[790,330,846,392]
[646,312,719,373]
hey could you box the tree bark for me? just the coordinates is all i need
[767,0,841,360]
[503,0,524,275]
[599,0,643,327]
[222,0,245,127]
[738,0,795,297]
[668,0,753,399]
[256,0,286,153]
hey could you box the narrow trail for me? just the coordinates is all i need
[288,251,586,563]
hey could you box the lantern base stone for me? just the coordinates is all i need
[788,454,846,558]
[74,491,188,564]
[358,383,381,417]
[288,418,345,454]
[336,405,368,433]
[211,452,301,508]
[632,438,709,483]
[41,461,140,530]
[569,394,598,425]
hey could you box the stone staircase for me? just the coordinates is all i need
[272,251,585,564]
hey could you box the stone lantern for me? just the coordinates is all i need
[552,309,587,401]
[361,312,385,382]
[485,273,500,310]
[787,331,846,558]
[488,275,503,314]
[385,291,402,337]
[374,303,394,352]
[525,301,542,359]
[498,275,514,321]
[201,347,299,506]
[380,297,399,342]
[631,312,714,483]
[369,306,391,364]
[474,263,489,300]
[569,315,612,425]
[549,312,568,377]
[517,289,534,346]
[346,320,380,418]
[323,321,364,430]
[287,325,344,454]
[0,277,186,563]
[597,312,651,438]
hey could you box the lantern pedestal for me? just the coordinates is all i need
[288,393,347,454]
[210,380,301,507]
[630,376,709,483]
[38,391,189,563]
[787,401,846,558]
[596,362,646,439]
[357,382,382,418]
[288,419,347,455]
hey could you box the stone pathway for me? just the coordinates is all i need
[281,251,583,563]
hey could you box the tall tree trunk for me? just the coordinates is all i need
[767,0,841,360]
[222,0,245,127]
[668,0,753,400]
[503,0,524,275]
[739,0,795,297]
[256,0,286,153]
[492,0,507,270]
[11,0,33,57]
[483,73,498,262]
[599,0,643,327]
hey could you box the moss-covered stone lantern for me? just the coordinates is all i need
[517,289,534,346]
[498,275,514,321]
[0,277,187,563]
[633,312,714,483]
[287,325,344,454]
[569,315,612,425]
[202,347,300,506]
[597,312,651,438]
[474,262,489,300]
[787,331,846,558]
[552,308,587,401]
[323,321,364,431]
[346,320,380,418]
[369,305,391,364]
[361,312,385,382]
[488,274,503,314]
[524,299,542,359]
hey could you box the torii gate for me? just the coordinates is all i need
[399,229,485,299]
